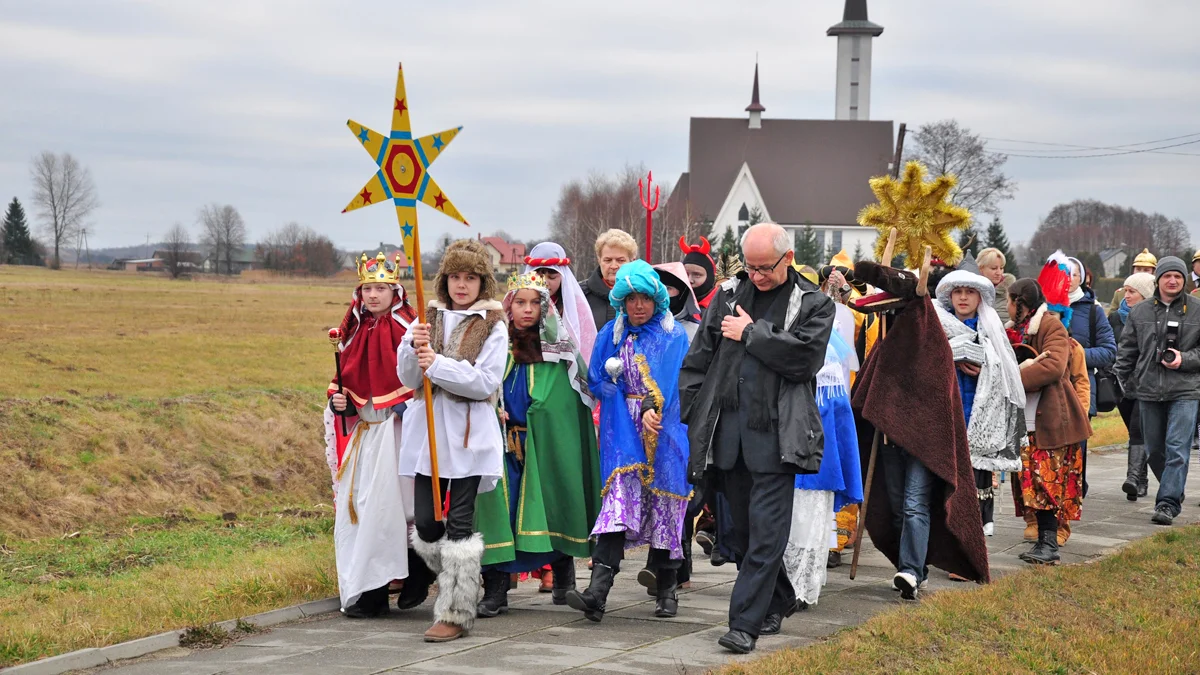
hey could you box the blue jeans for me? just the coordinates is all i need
[1139,399,1198,516]
[880,444,936,582]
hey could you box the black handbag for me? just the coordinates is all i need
[1090,305,1119,413]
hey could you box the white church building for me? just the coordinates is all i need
[668,0,894,260]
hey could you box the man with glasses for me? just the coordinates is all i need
[680,223,834,654]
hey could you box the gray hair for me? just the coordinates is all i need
[740,222,792,256]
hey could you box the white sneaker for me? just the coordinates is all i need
[983,522,995,537]
[893,572,918,600]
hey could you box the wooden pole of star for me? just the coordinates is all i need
[342,63,472,522]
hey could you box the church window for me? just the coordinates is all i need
[738,203,749,222]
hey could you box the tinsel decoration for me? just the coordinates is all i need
[857,160,972,267]
[715,250,744,283]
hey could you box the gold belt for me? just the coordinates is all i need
[334,419,382,526]
[506,425,527,463]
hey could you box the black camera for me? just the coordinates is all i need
[1159,320,1181,363]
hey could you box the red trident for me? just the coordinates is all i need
[639,170,660,262]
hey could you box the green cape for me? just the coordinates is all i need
[476,359,600,565]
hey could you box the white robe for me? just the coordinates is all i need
[332,403,414,610]
[397,303,506,494]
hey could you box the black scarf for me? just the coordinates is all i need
[714,271,796,431]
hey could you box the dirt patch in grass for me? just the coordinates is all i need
[724,525,1200,675]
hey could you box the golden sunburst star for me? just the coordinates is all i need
[857,160,972,266]
[342,63,468,261]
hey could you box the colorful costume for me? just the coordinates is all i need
[785,306,862,606]
[566,260,692,622]
[398,239,507,639]
[323,253,418,617]
[523,242,598,364]
[474,271,601,615]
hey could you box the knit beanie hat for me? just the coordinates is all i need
[678,236,715,299]
[1123,272,1155,301]
[1155,256,1187,283]
[434,239,497,307]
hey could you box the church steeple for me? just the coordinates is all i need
[745,62,765,129]
[828,0,883,121]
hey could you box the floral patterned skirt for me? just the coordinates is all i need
[1012,434,1082,522]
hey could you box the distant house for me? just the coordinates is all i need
[202,248,257,274]
[111,258,164,272]
[152,250,204,272]
[1099,248,1128,279]
[478,235,526,276]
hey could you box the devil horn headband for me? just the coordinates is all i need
[678,236,711,256]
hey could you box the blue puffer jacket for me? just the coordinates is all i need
[1067,288,1117,416]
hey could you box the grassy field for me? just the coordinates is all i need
[726,525,1200,675]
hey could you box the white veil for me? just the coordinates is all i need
[524,242,598,365]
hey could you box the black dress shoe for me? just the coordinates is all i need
[717,629,756,654]
[759,613,782,635]
[710,548,728,567]
[827,551,842,568]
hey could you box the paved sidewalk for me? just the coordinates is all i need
[90,447,1191,675]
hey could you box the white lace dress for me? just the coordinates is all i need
[783,489,835,606]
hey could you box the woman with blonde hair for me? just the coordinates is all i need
[977,248,1016,322]
[581,229,638,331]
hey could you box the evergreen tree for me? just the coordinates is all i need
[852,240,865,263]
[983,216,1019,275]
[718,225,737,258]
[793,225,823,267]
[2,197,40,265]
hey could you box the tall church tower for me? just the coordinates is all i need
[827,0,883,121]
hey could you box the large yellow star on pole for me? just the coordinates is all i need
[342,62,468,260]
[858,160,971,266]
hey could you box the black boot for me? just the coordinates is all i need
[654,567,679,618]
[637,567,658,597]
[565,562,615,623]
[397,549,433,611]
[549,557,576,606]
[476,569,510,618]
[1021,512,1060,565]
[344,584,389,618]
[1124,444,1147,501]
[679,538,693,587]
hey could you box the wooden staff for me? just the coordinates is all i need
[408,236,444,522]
[328,328,348,436]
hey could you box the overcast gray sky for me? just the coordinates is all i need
[1,0,1197,253]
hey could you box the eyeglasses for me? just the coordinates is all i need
[744,252,788,276]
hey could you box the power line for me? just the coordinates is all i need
[985,137,1200,159]
[983,131,1200,152]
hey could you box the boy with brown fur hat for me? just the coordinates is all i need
[399,239,508,642]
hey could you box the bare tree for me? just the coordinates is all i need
[255,222,341,276]
[30,152,99,269]
[198,203,247,274]
[162,223,193,279]
[1028,199,1192,265]
[905,120,1016,216]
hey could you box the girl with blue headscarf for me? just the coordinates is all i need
[565,260,692,623]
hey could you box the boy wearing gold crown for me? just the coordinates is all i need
[399,239,507,642]
[325,252,422,618]
[473,271,602,617]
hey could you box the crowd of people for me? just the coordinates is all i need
[321,228,1198,654]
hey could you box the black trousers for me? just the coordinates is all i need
[975,469,995,525]
[414,474,481,543]
[593,532,679,572]
[720,456,796,637]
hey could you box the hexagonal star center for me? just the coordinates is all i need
[383,143,422,196]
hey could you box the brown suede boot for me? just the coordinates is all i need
[423,621,465,642]
[1023,511,1037,541]
[1057,519,1071,546]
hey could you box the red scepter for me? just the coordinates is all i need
[328,328,348,436]
[639,170,660,262]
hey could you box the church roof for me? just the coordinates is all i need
[828,0,883,36]
[672,117,894,227]
[745,64,765,113]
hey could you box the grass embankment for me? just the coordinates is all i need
[727,526,1200,675]
[0,266,384,666]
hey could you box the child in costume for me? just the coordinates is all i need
[474,271,602,617]
[524,242,597,365]
[567,260,692,622]
[784,302,862,609]
[1004,255,1092,566]
[398,239,507,642]
[679,236,718,309]
[933,266,1026,539]
[325,253,420,618]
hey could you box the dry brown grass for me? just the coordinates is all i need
[724,526,1200,675]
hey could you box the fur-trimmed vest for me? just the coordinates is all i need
[428,300,506,403]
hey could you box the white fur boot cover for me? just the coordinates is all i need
[433,533,484,630]
[412,531,443,575]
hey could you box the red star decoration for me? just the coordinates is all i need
[433,192,448,210]
[394,98,407,115]
[359,187,373,205]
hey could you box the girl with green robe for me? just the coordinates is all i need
[475,271,601,618]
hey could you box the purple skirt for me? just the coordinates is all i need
[591,470,687,559]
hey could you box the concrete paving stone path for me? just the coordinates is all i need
[85,447,1195,675]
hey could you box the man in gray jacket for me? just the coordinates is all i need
[1114,256,1200,526]
[679,223,834,654]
